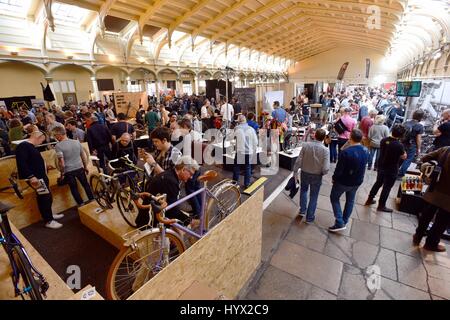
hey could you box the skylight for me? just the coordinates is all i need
[0,0,31,17]
[52,2,89,26]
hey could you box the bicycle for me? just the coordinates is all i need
[0,202,49,299]
[89,155,145,228]
[105,170,240,300]
[0,155,28,199]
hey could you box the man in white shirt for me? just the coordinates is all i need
[233,114,258,188]
[220,98,234,127]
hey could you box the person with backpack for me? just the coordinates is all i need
[368,115,390,170]
[334,107,356,156]
[413,146,450,252]
[398,110,424,178]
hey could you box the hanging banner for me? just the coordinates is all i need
[337,62,349,80]
[366,58,371,79]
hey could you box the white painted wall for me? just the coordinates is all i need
[288,46,398,87]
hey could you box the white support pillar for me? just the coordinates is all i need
[90,76,101,101]
[194,75,199,95]
[176,77,182,96]
[156,77,161,100]
[126,76,132,91]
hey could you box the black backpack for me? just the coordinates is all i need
[402,121,415,146]
[334,118,349,135]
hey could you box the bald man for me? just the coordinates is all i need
[111,132,137,165]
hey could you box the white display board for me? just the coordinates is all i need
[264,90,284,113]
[442,81,450,105]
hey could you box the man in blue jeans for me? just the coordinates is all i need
[329,129,369,232]
[293,129,330,223]
[398,110,424,178]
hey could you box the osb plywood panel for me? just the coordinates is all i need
[78,201,133,249]
[1,143,97,229]
[128,187,263,300]
[69,285,104,300]
[0,223,73,300]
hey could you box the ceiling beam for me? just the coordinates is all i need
[288,42,337,61]
[271,35,333,57]
[55,0,100,12]
[319,29,391,46]
[305,0,403,17]
[137,0,170,44]
[207,0,289,44]
[98,0,119,36]
[262,28,326,55]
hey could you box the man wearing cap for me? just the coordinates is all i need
[86,115,113,171]
[232,114,258,189]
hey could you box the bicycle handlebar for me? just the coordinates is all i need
[131,192,178,225]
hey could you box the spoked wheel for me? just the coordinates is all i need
[11,246,44,300]
[203,183,241,232]
[89,175,111,209]
[282,133,295,152]
[106,230,185,300]
[116,174,140,228]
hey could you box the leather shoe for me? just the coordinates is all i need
[423,244,446,252]
[365,198,376,206]
[377,207,393,213]
[412,234,422,246]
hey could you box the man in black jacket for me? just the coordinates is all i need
[15,130,64,229]
[86,115,112,171]
[135,156,199,228]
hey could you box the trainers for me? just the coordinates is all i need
[328,224,346,232]
[423,244,446,252]
[45,220,63,229]
[377,207,393,213]
[365,198,376,206]
[53,213,64,220]
[298,212,306,218]
[304,220,314,225]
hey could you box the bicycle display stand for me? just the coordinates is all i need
[278,147,302,170]
[78,201,134,249]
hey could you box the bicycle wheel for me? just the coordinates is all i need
[89,175,111,209]
[11,246,43,300]
[106,230,185,300]
[282,133,293,152]
[116,174,140,228]
[203,182,241,231]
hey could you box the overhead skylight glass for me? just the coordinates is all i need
[52,2,89,26]
[0,0,31,16]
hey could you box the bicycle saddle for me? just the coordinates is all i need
[198,170,218,182]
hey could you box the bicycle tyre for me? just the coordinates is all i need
[203,183,241,232]
[89,174,111,209]
[106,230,185,300]
[116,174,139,228]
[11,246,43,300]
[9,176,23,199]
[282,133,293,152]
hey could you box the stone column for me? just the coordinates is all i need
[194,75,199,95]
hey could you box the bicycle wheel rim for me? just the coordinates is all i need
[117,174,139,228]
[204,185,241,232]
[106,232,185,300]
[11,246,43,300]
[90,175,109,209]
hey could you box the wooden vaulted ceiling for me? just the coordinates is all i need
[57,0,406,61]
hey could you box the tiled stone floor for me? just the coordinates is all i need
[244,165,450,300]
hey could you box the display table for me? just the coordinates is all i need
[396,173,426,216]
[279,147,301,170]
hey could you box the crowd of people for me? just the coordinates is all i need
[1,86,449,251]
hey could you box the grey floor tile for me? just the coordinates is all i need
[314,209,352,236]
[374,248,398,281]
[265,193,299,219]
[380,227,422,258]
[307,286,337,300]
[338,266,373,300]
[286,222,328,253]
[373,277,431,300]
[261,209,293,262]
[316,194,333,212]
[396,252,429,292]
[392,213,418,234]
[270,240,344,294]
[244,265,312,300]
[351,219,380,246]
[423,261,450,300]
[421,248,450,270]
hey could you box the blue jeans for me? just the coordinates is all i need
[368,147,380,169]
[233,153,253,187]
[329,140,338,162]
[303,115,310,124]
[299,171,322,222]
[185,170,202,218]
[330,182,359,227]
[398,145,417,177]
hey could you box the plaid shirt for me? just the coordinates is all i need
[155,146,181,171]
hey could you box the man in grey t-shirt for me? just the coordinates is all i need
[53,127,94,205]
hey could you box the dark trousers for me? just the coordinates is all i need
[35,179,53,223]
[96,145,111,171]
[368,170,397,208]
[233,153,253,187]
[415,204,450,248]
[65,168,94,205]
[185,170,202,218]
[337,138,348,156]
[329,140,338,163]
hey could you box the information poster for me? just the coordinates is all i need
[233,88,256,113]
[113,92,148,118]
